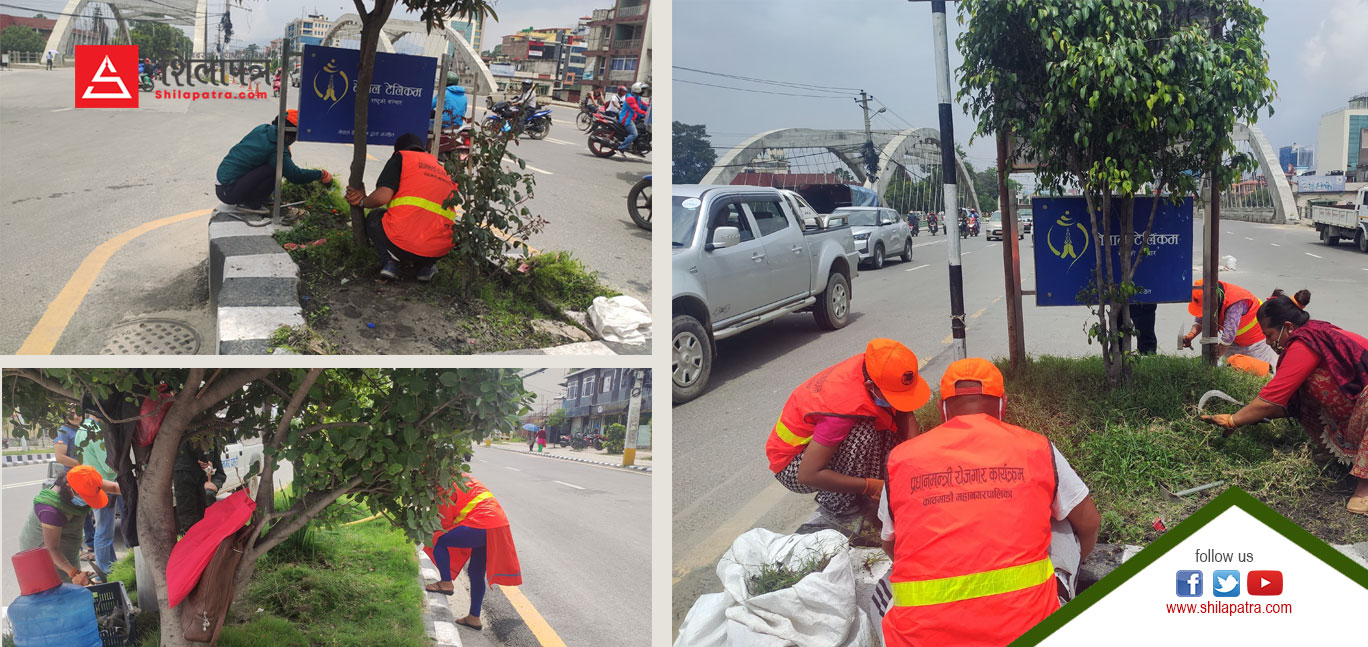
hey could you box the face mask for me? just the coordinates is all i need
[72,494,88,507]
[1269,324,1291,355]
[870,390,891,408]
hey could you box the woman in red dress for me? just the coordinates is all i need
[1202,288,1368,515]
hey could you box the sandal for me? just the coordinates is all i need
[80,550,95,562]
[455,618,483,630]
[1348,496,1368,516]
[424,583,455,596]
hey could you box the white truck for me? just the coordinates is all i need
[672,184,861,403]
[1311,186,1368,253]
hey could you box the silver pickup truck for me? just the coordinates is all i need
[671,184,860,403]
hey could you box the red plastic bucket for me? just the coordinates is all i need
[12,547,62,595]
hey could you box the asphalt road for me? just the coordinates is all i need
[1,458,294,610]
[0,68,649,354]
[461,445,651,647]
[670,215,1368,628]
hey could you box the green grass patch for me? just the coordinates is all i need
[910,355,1365,545]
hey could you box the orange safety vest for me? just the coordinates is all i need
[765,354,896,473]
[1219,282,1265,347]
[883,413,1058,647]
[424,475,522,586]
[381,150,459,258]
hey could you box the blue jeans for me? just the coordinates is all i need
[620,118,638,150]
[434,526,487,617]
[93,495,122,573]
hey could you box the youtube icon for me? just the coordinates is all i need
[1247,570,1283,596]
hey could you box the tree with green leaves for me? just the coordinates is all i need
[2,368,529,647]
[0,25,45,54]
[833,167,856,184]
[672,121,718,184]
[957,0,1275,383]
[129,21,194,62]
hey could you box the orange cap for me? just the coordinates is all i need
[286,109,299,126]
[863,339,930,412]
[939,358,1006,400]
[1187,279,1223,317]
[66,465,108,509]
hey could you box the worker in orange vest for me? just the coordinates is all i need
[345,132,459,283]
[1182,279,1279,369]
[767,338,930,519]
[879,358,1100,647]
[423,474,521,631]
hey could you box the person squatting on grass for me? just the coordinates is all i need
[1201,288,1368,516]
[880,358,1101,647]
[424,473,522,631]
[216,109,333,213]
[346,133,459,284]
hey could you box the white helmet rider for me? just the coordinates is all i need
[630,81,648,96]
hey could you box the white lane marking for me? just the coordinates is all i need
[552,119,575,126]
[504,466,521,472]
[962,250,974,256]
[1226,230,1235,234]
[51,107,74,112]
[1244,237,1253,241]
[524,164,554,175]
[1305,252,1323,259]
[554,480,585,490]
[2,479,48,490]
[904,264,930,272]
[544,137,574,146]
[1270,243,1280,247]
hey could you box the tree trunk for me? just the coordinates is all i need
[346,0,399,246]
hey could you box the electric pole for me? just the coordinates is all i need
[622,369,646,467]
[855,91,885,185]
[929,0,967,361]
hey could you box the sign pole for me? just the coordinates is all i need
[430,53,450,156]
[930,0,967,360]
[271,37,290,227]
[997,128,1026,371]
[622,370,645,467]
[1202,178,1220,365]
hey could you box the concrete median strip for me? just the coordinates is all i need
[416,547,463,647]
[488,444,651,472]
[207,207,303,355]
[3,453,54,467]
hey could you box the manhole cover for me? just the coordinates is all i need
[100,319,202,355]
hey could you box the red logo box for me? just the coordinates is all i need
[74,45,139,108]
[1247,570,1283,596]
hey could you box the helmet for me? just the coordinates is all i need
[616,85,628,95]
[631,82,648,95]
[521,79,533,88]
[446,71,460,86]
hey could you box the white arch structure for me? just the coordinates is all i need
[701,127,980,212]
[43,0,202,59]
[320,14,497,98]
[1231,121,1298,223]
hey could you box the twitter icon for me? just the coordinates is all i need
[1213,570,1241,597]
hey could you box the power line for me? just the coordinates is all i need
[676,78,854,99]
[674,65,860,94]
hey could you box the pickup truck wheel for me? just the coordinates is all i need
[672,315,712,404]
[813,272,851,330]
[900,238,913,262]
[871,244,885,269]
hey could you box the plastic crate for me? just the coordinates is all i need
[88,582,136,647]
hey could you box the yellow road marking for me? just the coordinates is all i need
[942,334,953,344]
[367,153,379,161]
[18,209,212,354]
[673,481,790,584]
[501,585,568,647]
[970,308,986,319]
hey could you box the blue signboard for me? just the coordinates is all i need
[1032,196,1193,306]
[297,45,436,145]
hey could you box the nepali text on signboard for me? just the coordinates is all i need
[1295,175,1348,193]
[297,45,436,146]
[1032,196,1194,306]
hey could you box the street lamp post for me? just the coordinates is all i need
[622,370,646,467]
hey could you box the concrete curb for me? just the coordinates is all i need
[3,453,53,467]
[207,206,303,355]
[495,339,650,355]
[416,546,463,647]
[487,444,651,472]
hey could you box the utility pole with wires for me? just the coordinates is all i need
[855,91,885,185]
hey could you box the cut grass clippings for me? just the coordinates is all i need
[111,498,427,647]
[270,179,618,354]
[746,549,836,596]
[909,355,1366,546]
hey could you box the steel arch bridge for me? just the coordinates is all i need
[43,0,203,58]
[700,127,982,213]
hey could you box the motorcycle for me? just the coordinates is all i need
[272,76,280,98]
[909,218,920,237]
[484,98,551,140]
[435,123,474,165]
[569,433,605,451]
[628,175,651,230]
[926,216,938,236]
[139,73,153,93]
[588,111,652,158]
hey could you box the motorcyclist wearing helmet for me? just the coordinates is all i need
[511,79,538,129]
[432,71,468,130]
[618,82,650,153]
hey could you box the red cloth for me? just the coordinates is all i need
[1262,322,1368,406]
[422,475,522,586]
[166,490,255,608]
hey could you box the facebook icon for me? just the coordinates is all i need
[1176,570,1203,597]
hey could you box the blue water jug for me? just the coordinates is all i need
[8,583,102,647]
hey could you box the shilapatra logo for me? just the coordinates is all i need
[1040,203,1089,270]
[74,45,138,108]
[312,56,349,111]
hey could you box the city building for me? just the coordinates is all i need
[284,14,331,52]
[560,368,652,447]
[490,26,588,101]
[0,14,56,40]
[582,0,652,96]
[1315,93,1368,178]
[1278,144,1314,175]
[448,13,483,53]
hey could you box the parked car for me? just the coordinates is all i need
[986,211,1023,241]
[833,206,914,269]
[672,184,861,403]
[1018,209,1033,233]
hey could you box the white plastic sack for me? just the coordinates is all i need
[588,295,652,344]
[675,528,875,647]
[1220,255,1238,271]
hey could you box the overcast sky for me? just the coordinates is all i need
[674,0,1368,177]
